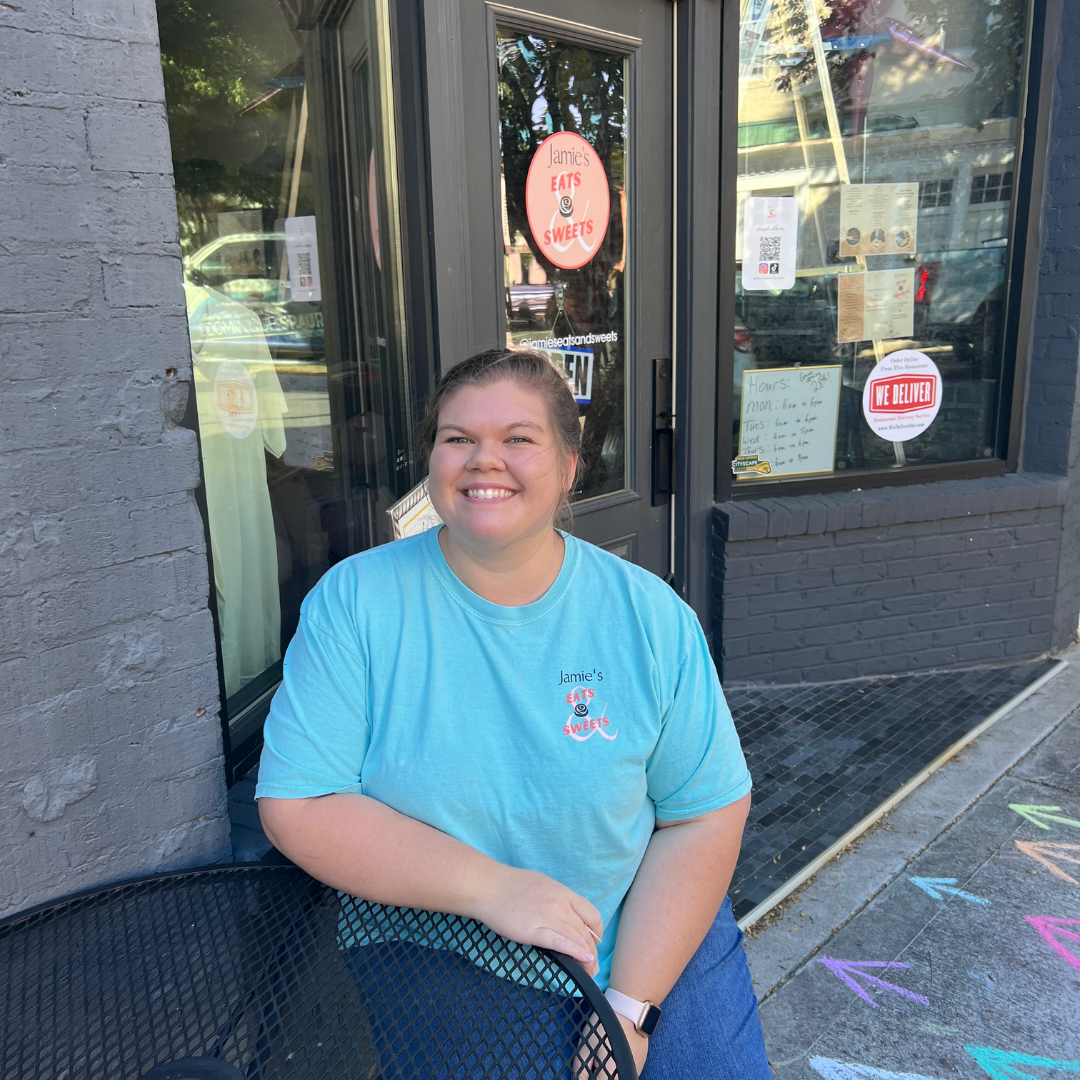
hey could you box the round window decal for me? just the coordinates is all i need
[525,131,610,270]
[862,349,942,442]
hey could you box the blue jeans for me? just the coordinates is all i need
[639,897,773,1080]
[345,896,771,1080]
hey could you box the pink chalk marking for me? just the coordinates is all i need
[815,956,930,1008]
[1025,916,1080,973]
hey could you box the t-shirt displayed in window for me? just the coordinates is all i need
[256,528,752,989]
[186,284,288,697]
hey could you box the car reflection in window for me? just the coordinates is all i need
[735,277,840,368]
[734,246,1006,378]
[184,232,325,361]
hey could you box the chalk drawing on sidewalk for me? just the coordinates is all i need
[815,956,930,1008]
[1008,804,1080,831]
[909,877,990,905]
[1014,841,1080,884]
[809,1056,944,1080]
[1024,915,1080,973]
[966,1045,1080,1080]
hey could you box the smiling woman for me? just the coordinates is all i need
[422,349,581,606]
[256,348,770,1080]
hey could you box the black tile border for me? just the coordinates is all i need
[727,658,1061,924]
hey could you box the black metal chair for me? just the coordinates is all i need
[0,864,637,1080]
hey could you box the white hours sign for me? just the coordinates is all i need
[736,366,842,478]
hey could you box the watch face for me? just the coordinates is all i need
[639,1004,661,1038]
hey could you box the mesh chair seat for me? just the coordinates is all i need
[0,864,636,1080]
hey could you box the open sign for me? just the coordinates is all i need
[541,346,593,404]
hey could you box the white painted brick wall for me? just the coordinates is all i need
[0,0,228,919]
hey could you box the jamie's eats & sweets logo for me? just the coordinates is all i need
[525,131,610,271]
[562,685,617,742]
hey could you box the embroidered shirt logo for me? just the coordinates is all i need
[562,686,618,741]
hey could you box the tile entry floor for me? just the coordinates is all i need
[726,659,1057,923]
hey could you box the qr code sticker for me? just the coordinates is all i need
[758,236,781,266]
[296,252,313,286]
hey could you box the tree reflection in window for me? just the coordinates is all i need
[497,30,628,500]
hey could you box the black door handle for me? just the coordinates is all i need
[652,358,675,506]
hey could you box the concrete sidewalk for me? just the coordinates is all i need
[745,645,1080,1079]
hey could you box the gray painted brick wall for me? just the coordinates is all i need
[1025,1,1080,648]
[0,0,229,918]
[713,476,1066,685]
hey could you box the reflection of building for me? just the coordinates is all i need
[5,0,1080,924]
[737,120,1019,258]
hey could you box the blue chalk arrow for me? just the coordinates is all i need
[909,877,990,905]
[810,1057,944,1080]
[966,1046,1080,1080]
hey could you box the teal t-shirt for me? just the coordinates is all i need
[255,527,752,989]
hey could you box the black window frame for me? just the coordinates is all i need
[713,0,1061,504]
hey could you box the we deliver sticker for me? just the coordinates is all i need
[525,131,610,270]
[862,350,942,441]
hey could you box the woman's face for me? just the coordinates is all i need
[428,379,576,549]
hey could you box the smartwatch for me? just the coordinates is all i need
[604,987,662,1038]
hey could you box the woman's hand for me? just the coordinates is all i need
[473,864,603,977]
[262,795,603,973]
[573,1013,648,1078]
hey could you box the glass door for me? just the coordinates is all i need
[158,0,418,778]
[454,0,674,575]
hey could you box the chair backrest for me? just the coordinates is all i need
[0,864,637,1080]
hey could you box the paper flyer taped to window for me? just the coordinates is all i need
[741,196,798,291]
[837,269,915,343]
[839,183,918,257]
[285,216,322,302]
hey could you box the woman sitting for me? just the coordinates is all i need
[257,347,772,1079]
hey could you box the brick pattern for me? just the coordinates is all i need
[1025,2,1080,477]
[727,660,1053,919]
[719,474,1066,543]
[1027,2,1080,648]
[713,476,1066,684]
[0,0,229,918]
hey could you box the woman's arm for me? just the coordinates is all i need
[606,793,752,1068]
[259,793,604,975]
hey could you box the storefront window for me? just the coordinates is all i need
[497,29,629,500]
[159,0,412,758]
[731,0,1029,484]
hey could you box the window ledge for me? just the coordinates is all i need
[715,472,1067,542]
